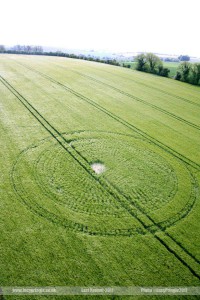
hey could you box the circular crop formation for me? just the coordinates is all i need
[11,131,197,236]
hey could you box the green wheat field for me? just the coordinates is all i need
[0,54,200,299]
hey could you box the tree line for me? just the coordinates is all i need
[0,44,43,54]
[1,45,199,85]
[0,44,120,67]
[175,62,200,85]
[135,53,170,77]
[135,53,200,85]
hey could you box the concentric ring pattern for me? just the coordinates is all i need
[11,131,196,236]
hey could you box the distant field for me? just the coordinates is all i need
[0,54,200,299]
[163,62,180,77]
[123,61,180,77]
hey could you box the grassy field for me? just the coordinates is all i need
[0,54,200,299]
[163,62,180,78]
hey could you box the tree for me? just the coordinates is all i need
[146,53,162,73]
[158,65,170,77]
[0,45,5,52]
[175,62,200,85]
[135,54,147,71]
[123,63,131,68]
[12,45,22,51]
[190,63,200,85]
[174,71,182,81]
[178,55,190,61]
[33,45,43,53]
[135,53,169,77]
[178,62,191,82]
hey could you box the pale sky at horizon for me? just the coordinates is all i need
[1,0,200,57]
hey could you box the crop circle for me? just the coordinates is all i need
[11,131,196,236]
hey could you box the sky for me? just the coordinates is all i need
[1,0,200,57]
